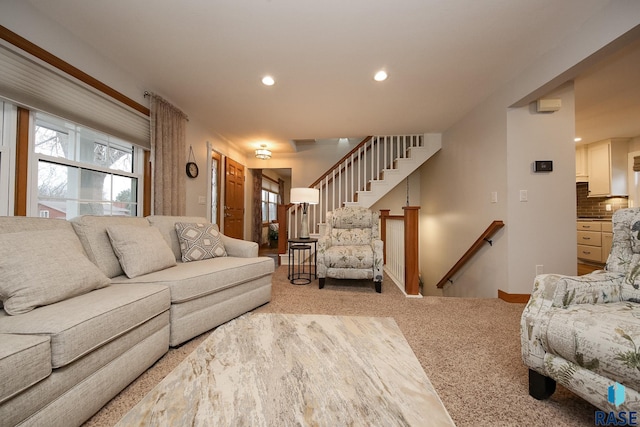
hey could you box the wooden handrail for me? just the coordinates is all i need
[309,136,373,189]
[436,220,505,289]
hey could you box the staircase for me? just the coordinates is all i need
[350,133,442,208]
[287,133,442,238]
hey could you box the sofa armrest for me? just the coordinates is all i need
[220,235,258,258]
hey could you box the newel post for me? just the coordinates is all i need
[277,204,290,262]
[403,206,420,295]
[379,209,390,264]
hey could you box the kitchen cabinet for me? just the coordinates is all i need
[577,220,613,264]
[587,138,629,197]
[575,145,588,182]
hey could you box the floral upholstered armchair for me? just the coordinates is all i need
[317,207,383,293]
[521,208,640,412]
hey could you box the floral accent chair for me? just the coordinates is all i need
[521,208,640,412]
[317,207,383,293]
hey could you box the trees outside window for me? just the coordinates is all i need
[34,112,141,218]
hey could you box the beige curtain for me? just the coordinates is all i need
[252,169,263,244]
[150,93,188,215]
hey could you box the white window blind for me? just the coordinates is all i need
[0,44,150,149]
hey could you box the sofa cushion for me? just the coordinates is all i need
[0,334,51,405]
[545,302,640,390]
[324,245,374,269]
[0,283,170,369]
[70,215,150,278]
[111,256,274,304]
[106,225,176,278]
[175,222,227,262]
[0,229,110,315]
[146,215,210,260]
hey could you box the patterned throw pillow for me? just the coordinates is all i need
[175,222,227,262]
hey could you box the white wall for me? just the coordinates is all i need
[506,83,577,294]
[420,91,508,298]
[419,1,640,298]
[371,170,421,216]
[245,139,361,188]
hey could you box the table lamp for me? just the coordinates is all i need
[290,187,319,239]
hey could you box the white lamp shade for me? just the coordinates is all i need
[290,187,319,205]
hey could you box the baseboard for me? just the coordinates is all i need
[497,289,530,303]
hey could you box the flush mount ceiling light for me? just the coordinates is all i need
[261,75,275,86]
[374,70,388,82]
[255,144,272,160]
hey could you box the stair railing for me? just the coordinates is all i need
[298,134,424,237]
[436,220,505,289]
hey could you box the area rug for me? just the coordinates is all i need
[115,313,455,426]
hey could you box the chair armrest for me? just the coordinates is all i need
[220,235,258,258]
[521,271,624,372]
[372,239,383,281]
[527,271,625,313]
[317,235,331,278]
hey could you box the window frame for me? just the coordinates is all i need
[261,175,280,225]
[0,102,17,216]
[28,111,145,218]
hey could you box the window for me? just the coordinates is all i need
[32,112,143,218]
[261,175,280,224]
[262,189,278,223]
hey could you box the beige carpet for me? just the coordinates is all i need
[84,266,597,426]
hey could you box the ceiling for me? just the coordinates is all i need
[23,0,639,154]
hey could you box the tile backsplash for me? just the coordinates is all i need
[576,182,628,218]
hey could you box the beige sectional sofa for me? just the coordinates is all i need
[0,215,273,427]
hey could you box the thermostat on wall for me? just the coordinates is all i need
[533,160,553,172]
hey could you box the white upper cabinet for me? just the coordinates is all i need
[575,145,588,182]
[587,138,629,197]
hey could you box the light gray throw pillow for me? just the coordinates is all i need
[106,224,176,278]
[0,229,110,315]
[175,222,227,262]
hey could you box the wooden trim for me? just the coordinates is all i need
[14,107,29,216]
[380,209,390,264]
[436,220,505,289]
[403,206,420,295]
[143,150,151,216]
[0,25,150,117]
[277,203,293,257]
[498,289,530,303]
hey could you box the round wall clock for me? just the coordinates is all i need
[186,145,199,178]
[186,161,199,178]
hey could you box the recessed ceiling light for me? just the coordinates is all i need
[574,137,582,142]
[374,70,388,82]
[262,75,275,86]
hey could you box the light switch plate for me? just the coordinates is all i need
[519,190,528,202]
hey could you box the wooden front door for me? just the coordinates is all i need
[224,157,244,239]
